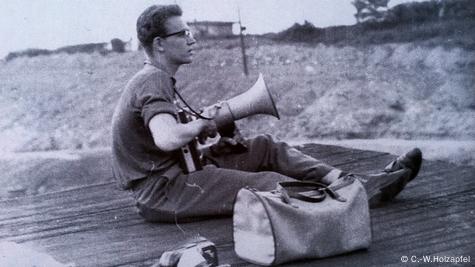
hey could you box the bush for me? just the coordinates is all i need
[5,49,51,61]
[111,38,126,53]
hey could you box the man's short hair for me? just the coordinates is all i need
[136,4,183,48]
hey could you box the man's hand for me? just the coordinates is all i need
[211,124,248,155]
[198,119,217,144]
[197,105,221,144]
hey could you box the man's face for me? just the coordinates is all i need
[159,16,196,66]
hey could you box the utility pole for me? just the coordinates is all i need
[238,7,249,76]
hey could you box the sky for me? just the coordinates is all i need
[0,0,420,58]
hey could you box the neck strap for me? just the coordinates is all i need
[173,86,212,120]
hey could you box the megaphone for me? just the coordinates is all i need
[212,73,280,128]
[177,73,280,174]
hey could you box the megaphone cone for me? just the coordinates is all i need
[213,73,280,128]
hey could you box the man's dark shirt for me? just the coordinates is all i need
[111,63,181,189]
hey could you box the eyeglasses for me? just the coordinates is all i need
[162,29,194,39]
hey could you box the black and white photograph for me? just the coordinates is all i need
[0,0,474,266]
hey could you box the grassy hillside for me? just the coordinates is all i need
[0,37,474,152]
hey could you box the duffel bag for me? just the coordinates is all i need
[233,175,371,266]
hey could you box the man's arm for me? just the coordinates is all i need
[148,113,217,152]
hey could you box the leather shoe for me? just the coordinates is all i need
[370,148,423,205]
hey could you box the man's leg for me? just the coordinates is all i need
[206,134,343,184]
[132,165,294,222]
[207,135,423,205]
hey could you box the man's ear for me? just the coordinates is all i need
[153,37,165,52]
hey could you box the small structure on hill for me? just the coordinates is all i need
[188,21,235,38]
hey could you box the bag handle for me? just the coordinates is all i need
[278,176,356,205]
[278,181,328,203]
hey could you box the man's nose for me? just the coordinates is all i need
[187,36,196,45]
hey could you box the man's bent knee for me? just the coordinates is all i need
[135,202,176,223]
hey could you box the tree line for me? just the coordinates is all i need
[353,0,474,24]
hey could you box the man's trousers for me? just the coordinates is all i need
[131,135,343,222]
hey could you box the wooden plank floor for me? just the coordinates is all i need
[1,144,474,266]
